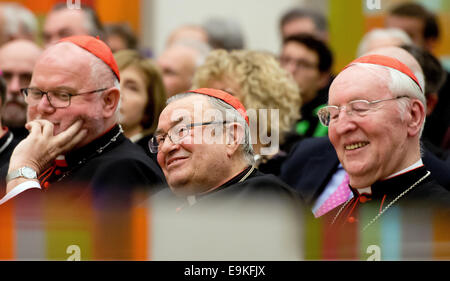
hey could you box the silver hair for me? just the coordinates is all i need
[357,28,413,57]
[2,3,38,40]
[88,51,121,121]
[167,93,255,165]
[202,17,245,51]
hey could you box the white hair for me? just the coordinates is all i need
[167,93,255,165]
[357,28,413,57]
[2,3,38,40]
[88,53,121,121]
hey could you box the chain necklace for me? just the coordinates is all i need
[56,125,124,182]
[331,171,431,231]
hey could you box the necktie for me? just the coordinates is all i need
[314,173,351,218]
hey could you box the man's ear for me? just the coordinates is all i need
[407,99,426,137]
[101,88,120,118]
[225,122,245,157]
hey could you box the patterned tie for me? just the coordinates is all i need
[314,173,351,218]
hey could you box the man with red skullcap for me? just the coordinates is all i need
[315,52,450,231]
[149,88,299,209]
[147,88,302,260]
[1,35,165,204]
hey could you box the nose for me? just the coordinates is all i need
[36,93,56,114]
[282,61,297,75]
[8,75,21,95]
[157,136,180,167]
[331,108,358,135]
[158,135,179,154]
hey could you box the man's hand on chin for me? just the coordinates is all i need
[6,119,87,193]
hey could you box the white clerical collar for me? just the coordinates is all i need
[384,159,424,180]
[355,159,423,195]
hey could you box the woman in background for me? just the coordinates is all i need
[192,49,301,175]
[114,49,167,159]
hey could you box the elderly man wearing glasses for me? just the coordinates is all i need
[149,88,299,207]
[147,88,302,260]
[294,48,449,229]
[1,35,165,204]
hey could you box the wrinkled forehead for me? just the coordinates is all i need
[34,42,94,77]
[158,95,212,129]
[329,64,391,102]
[39,42,91,63]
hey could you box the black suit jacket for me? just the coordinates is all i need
[280,137,339,205]
[0,125,167,204]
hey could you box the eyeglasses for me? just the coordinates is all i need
[21,87,108,108]
[317,95,410,127]
[149,121,227,153]
[279,56,318,71]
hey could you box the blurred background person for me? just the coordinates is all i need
[105,23,138,53]
[0,75,20,169]
[165,24,208,48]
[202,17,245,51]
[166,19,245,52]
[114,49,167,160]
[356,28,412,57]
[192,49,301,175]
[279,33,333,141]
[400,44,448,158]
[279,7,329,42]
[385,2,439,52]
[42,2,104,48]
[385,2,449,150]
[0,3,38,46]
[0,39,42,142]
[157,39,211,98]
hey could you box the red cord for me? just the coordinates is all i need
[38,163,56,186]
[379,194,387,213]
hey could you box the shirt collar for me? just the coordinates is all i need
[384,159,424,180]
[354,159,424,195]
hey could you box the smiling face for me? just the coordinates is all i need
[27,43,109,147]
[156,95,234,196]
[327,65,414,188]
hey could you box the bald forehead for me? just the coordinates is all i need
[165,45,198,62]
[38,42,93,65]
[0,40,42,61]
[365,46,421,75]
[330,64,391,101]
[45,8,88,28]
